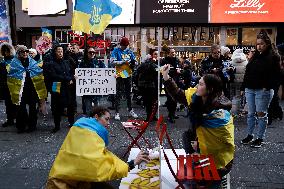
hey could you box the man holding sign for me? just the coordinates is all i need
[110,37,138,120]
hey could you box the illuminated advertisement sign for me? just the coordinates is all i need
[211,0,284,23]
[0,0,11,43]
[140,0,209,23]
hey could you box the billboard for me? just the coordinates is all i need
[210,0,284,23]
[110,0,135,24]
[140,0,209,24]
[0,0,11,43]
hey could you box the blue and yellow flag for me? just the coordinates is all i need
[72,0,122,34]
[41,27,52,40]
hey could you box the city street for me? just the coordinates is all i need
[0,97,283,189]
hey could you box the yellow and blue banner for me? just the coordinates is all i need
[52,82,61,94]
[41,27,52,40]
[6,57,47,105]
[72,0,122,34]
[47,117,128,185]
[185,88,235,169]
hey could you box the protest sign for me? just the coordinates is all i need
[76,68,116,96]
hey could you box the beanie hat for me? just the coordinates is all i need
[231,49,248,64]
[16,45,28,54]
[221,46,230,56]
[120,37,129,46]
[29,48,37,55]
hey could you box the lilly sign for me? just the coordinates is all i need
[210,0,284,23]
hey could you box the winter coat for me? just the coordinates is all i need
[78,58,105,69]
[43,57,74,100]
[242,49,281,90]
[136,58,158,89]
[232,61,247,83]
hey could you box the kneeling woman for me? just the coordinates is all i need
[46,106,149,189]
[162,64,235,179]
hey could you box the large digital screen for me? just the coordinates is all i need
[110,0,135,24]
[0,0,11,43]
[140,0,209,24]
[210,0,284,23]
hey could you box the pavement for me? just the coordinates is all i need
[0,96,284,189]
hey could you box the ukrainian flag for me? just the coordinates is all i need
[72,0,122,34]
[185,88,235,169]
[7,57,47,105]
[41,27,52,40]
[52,82,61,94]
[47,117,128,186]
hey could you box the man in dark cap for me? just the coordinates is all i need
[110,37,138,120]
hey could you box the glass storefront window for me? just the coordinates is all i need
[226,28,238,46]
[242,28,276,46]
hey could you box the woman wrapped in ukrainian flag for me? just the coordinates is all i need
[6,45,47,133]
[46,106,149,189]
[162,64,235,187]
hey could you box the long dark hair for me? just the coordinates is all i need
[253,30,279,58]
[190,74,223,127]
[83,46,96,64]
[90,106,110,118]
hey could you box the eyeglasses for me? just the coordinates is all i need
[88,51,95,55]
[212,51,221,55]
[20,50,29,54]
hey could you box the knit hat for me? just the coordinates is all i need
[29,48,37,55]
[231,49,248,64]
[16,45,28,54]
[120,37,129,46]
[221,46,230,56]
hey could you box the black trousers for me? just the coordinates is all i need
[139,87,157,120]
[165,91,177,118]
[4,94,16,122]
[115,77,132,112]
[16,101,38,131]
[51,92,74,128]
[268,85,283,121]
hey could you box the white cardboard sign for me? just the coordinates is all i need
[76,68,116,96]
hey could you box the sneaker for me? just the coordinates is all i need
[115,113,121,120]
[129,109,138,118]
[250,138,263,148]
[241,135,254,145]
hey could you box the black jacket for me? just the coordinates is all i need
[242,49,281,90]
[0,56,13,100]
[161,56,181,81]
[200,55,225,80]
[136,58,158,89]
[43,58,73,96]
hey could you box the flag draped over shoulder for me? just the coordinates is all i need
[72,0,122,34]
[184,88,235,169]
[6,57,47,105]
[47,117,129,186]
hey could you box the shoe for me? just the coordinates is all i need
[2,120,14,127]
[129,109,138,118]
[241,135,254,145]
[250,138,263,148]
[115,113,120,120]
[51,127,60,133]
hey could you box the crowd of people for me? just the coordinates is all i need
[1,30,284,188]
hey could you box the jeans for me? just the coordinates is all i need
[245,88,274,139]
